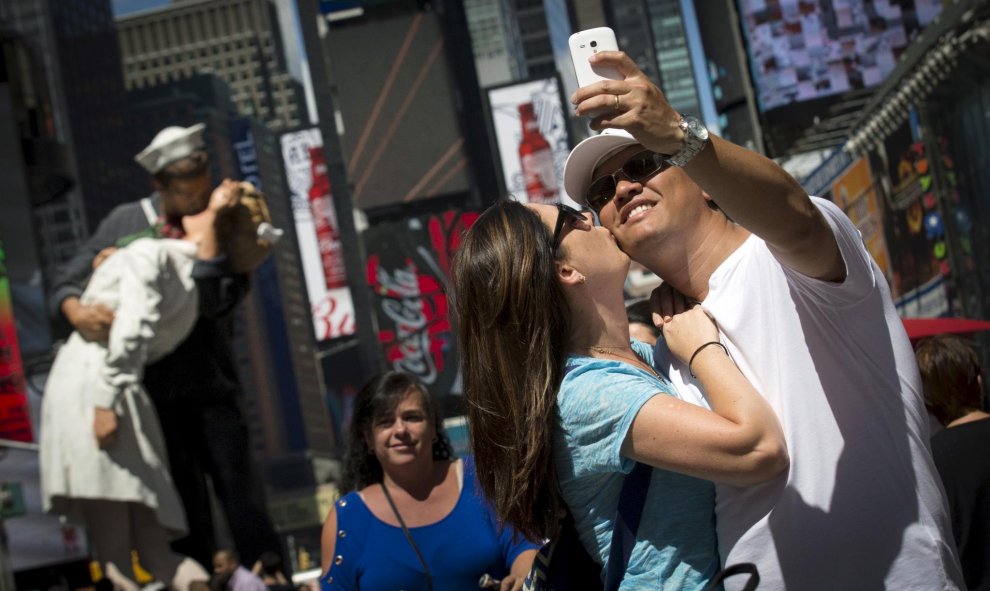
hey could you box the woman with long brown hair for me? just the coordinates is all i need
[452,200,788,589]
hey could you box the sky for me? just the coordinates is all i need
[112,0,171,17]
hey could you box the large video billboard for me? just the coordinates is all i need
[323,1,473,209]
[737,0,943,154]
[739,0,942,110]
[280,128,356,341]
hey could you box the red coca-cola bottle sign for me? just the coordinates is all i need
[307,147,346,289]
[518,102,558,204]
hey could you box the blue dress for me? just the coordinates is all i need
[322,456,539,591]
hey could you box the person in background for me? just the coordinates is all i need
[252,551,293,591]
[625,299,660,346]
[214,550,266,591]
[209,572,234,591]
[916,335,990,591]
[48,123,283,569]
[41,187,276,591]
[320,372,538,591]
[563,48,963,589]
[453,200,788,589]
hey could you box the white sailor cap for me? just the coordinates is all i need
[134,123,207,174]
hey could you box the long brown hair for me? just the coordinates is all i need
[452,200,570,541]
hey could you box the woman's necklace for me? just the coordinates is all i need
[584,345,661,379]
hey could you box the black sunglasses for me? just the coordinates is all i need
[551,203,595,253]
[585,150,668,213]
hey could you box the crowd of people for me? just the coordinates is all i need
[34,48,989,591]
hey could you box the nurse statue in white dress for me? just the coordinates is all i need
[40,183,279,591]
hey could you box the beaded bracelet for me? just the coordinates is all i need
[688,341,728,377]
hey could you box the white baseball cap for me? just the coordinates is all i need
[563,128,641,205]
[135,123,206,174]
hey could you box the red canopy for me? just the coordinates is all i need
[901,317,990,341]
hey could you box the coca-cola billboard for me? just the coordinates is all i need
[486,77,576,206]
[279,128,355,341]
[364,209,479,400]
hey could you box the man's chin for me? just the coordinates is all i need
[616,234,654,264]
[609,228,639,258]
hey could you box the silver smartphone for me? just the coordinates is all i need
[568,27,622,88]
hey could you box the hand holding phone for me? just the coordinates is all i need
[568,27,622,88]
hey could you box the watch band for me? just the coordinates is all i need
[666,115,709,167]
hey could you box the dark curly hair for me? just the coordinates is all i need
[340,371,453,493]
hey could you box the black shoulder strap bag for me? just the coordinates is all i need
[523,461,759,591]
[523,461,651,591]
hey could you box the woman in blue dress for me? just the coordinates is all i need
[320,371,538,591]
[452,201,789,590]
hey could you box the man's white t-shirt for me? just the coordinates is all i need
[653,198,964,590]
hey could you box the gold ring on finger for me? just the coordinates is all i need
[614,94,620,110]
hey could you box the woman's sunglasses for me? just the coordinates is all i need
[552,203,596,253]
[585,150,669,213]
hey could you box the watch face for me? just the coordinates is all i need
[687,118,709,141]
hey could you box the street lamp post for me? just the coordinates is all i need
[295,0,385,381]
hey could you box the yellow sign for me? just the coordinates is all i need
[832,157,892,283]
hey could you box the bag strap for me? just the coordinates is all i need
[560,360,652,591]
[380,482,433,591]
[603,461,652,591]
[703,563,760,591]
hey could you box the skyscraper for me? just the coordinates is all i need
[1,0,144,279]
[606,0,703,116]
[463,0,525,87]
[116,0,306,131]
[514,0,557,79]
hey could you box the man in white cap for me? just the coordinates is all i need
[564,51,963,590]
[49,123,283,571]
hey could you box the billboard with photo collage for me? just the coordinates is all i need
[486,77,576,206]
[736,0,943,154]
